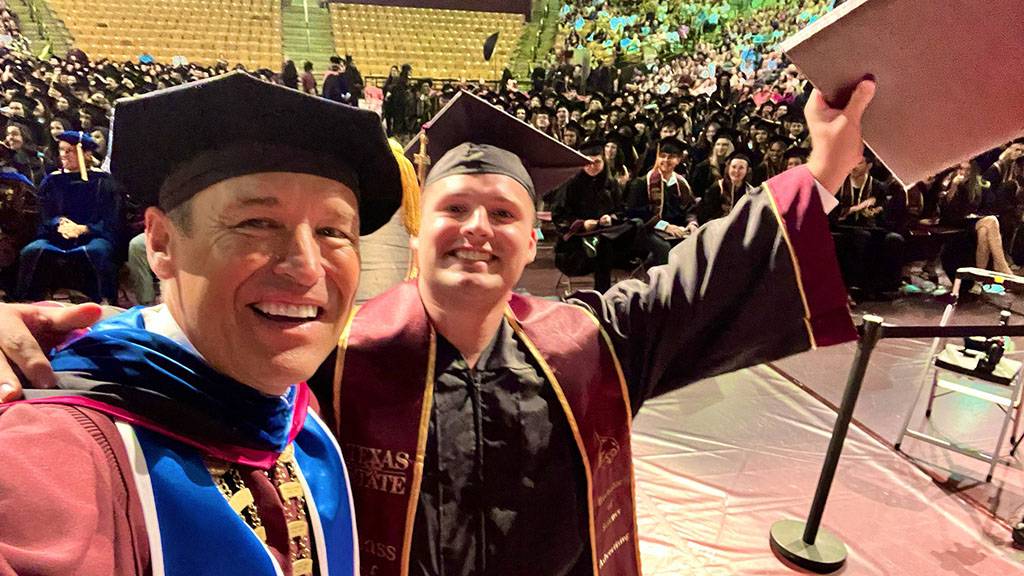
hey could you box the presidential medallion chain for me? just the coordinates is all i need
[265,443,316,576]
[205,442,316,576]
[208,460,267,543]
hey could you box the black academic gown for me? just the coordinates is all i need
[689,157,725,199]
[550,170,631,284]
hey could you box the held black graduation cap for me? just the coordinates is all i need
[404,90,589,200]
[110,71,402,235]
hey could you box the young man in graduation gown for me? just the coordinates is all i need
[16,131,123,303]
[323,82,871,576]
[1,81,877,576]
[624,137,699,267]
[0,72,403,576]
[830,149,903,298]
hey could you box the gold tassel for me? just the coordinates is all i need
[389,137,422,237]
[76,132,88,181]
[387,137,423,279]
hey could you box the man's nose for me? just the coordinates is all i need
[462,206,494,238]
[275,226,324,286]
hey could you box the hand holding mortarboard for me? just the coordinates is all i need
[804,78,876,194]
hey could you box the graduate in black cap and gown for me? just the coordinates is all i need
[689,129,735,200]
[550,137,632,292]
[560,120,584,149]
[16,131,122,302]
[317,81,868,576]
[624,137,699,266]
[634,113,685,174]
[698,152,758,224]
[751,137,788,186]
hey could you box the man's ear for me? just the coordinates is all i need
[145,207,177,280]
[526,226,538,264]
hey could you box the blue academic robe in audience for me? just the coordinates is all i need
[17,169,123,302]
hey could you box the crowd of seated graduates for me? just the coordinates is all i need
[385,0,1024,299]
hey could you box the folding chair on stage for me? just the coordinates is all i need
[895,267,1024,482]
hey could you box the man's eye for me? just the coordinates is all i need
[236,219,278,229]
[317,227,351,240]
[444,204,468,214]
[491,209,514,220]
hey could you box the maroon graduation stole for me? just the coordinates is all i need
[646,169,666,224]
[332,281,641,576]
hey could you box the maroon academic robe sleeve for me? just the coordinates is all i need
[0,404,147,576]
[570,165,856,410]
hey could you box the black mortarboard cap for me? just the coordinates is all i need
[782,110,806,125]
[78,101,108,121]
[726,151,753,166]
[50,82,75,99]
[656,136,688,156]
[713,127,736,143]
[562,120,584,137]
[25,76,48,92]
[659,113,685,129]
[784,147,810,161]
[529,106,553,119]
[578,137,605,156]
[404,90,589,199]
[110,71,401,235]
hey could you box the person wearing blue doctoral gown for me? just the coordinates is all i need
[17,131,123,302]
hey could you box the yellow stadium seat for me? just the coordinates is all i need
[49,0,282,67]
[326,3,523,81]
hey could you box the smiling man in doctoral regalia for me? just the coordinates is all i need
[0,71,402,576]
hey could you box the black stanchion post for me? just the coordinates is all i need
[769,314,885,573]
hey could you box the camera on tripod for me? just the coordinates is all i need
[962,310,1012,376]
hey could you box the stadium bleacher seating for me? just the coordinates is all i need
[46,0,283,70]
[329,3,522,80]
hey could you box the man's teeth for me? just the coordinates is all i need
[454,250,491,262]
[254,303,319,319]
